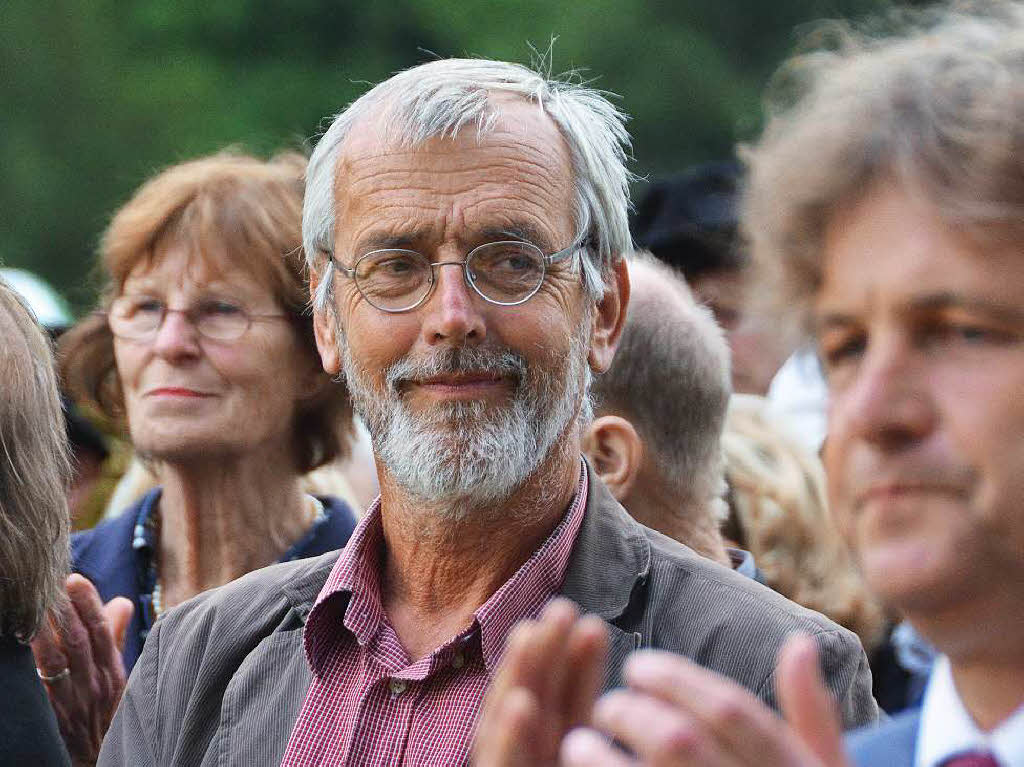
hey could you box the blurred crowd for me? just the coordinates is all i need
[0,1,1021,766]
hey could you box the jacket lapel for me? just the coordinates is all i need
[215,553,339,767]
[560,460,651,690]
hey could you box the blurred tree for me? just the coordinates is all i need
[2,0,892,311]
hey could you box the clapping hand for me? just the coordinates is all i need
[31,574,133,766]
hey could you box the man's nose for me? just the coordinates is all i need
[151,309,202,360]
[829,337,935,453]
[419,261,486,346]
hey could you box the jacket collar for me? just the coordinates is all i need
[560,458,652,621]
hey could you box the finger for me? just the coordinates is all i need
[623,651,800,765]
[561,728,636,767]
[67,575,121,691]
[483,618,540,724]
[560,614,608,728]
[30,612,69,680]
[474,686,541,767]
[776,635,848,767]
[533,599,579,723]
[593,689,734,767]
[58,582,95,680]
[624,650,777,729]
[103,597,134,654]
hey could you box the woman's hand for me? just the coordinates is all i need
[31,574,134,766]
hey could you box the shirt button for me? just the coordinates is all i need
[388,678,408,696]
[452,653,465,669]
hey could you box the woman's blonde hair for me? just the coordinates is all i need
[722,395,886,650]
[742,0,1024,339]
[0,280,71,639]
[60,149,352,472]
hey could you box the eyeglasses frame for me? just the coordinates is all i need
[105,297,290,343]
[326,239,582,313]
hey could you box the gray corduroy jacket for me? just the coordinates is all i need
[99,463,877,766]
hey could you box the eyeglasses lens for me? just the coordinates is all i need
[353,243,545,311]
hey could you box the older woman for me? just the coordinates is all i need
[33,150,358,761]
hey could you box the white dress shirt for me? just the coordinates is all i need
[916,655,1024,767]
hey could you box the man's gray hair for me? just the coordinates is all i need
[592,251,732,514]
[304,57,634,310]
[0,279,71,639]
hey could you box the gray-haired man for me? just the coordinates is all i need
[100,57,875,767]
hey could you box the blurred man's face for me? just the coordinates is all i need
[689,269,787,395]
[816,179,1024,619]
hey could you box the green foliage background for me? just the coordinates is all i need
[3,0,900,312]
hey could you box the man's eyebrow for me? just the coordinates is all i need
[352,229,430,254]
[478,223,552,249]
[813,311,858,334]
[909,292,1024,324]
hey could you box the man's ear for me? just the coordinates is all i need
[588,257,630,374]
[309,262,342,376]
[581,414,643,502]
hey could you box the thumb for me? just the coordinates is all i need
[103,597,134,653]
[776,634,849,767]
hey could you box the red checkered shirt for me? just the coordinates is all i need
[280,459,589,766]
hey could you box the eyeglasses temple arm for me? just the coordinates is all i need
[324,250,356,278]
[544,243,583,265]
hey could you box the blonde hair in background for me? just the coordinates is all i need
[723,394,886,650]
[0,279,71,639]
[741,0,1024,341]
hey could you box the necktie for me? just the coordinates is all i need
[940,752,1001,767]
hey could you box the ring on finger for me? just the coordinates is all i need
[37,667,71,683]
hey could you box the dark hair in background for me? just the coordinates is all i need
[631,161,747,280]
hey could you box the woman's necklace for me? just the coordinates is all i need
[151,577,165,618]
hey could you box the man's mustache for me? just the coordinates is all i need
[385,346,528,393]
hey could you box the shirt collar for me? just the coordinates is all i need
[302,457,589,678]
[475,460,587,673]
[916,654,1024,767]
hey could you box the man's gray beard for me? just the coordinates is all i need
[336,323,592,518]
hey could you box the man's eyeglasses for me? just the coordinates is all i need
[327,240,581,313]
[107,295,288,342]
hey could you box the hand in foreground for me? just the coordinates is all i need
[560,634,852,767]
[31,574,134,766]
[473,598,608,767]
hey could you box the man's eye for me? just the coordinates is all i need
[920,322,1004,347]
[818,335,866,370]
[500,254,533,271]
[380,257,415,274]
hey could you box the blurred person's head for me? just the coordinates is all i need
[0,269,107,525]
[303,58,631,514]
[743,1,1024,660]
[633,162,789,394]
[61,150,352,474]
[0,279,71,639]
[585,251,732,565]
[722,394,886,650]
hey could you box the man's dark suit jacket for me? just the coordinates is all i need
[846,708,921,766]
[98,462,877,766]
